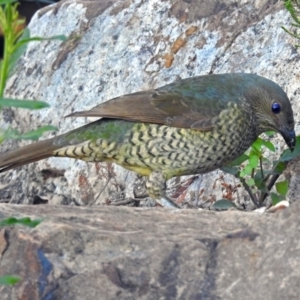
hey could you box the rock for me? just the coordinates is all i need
[1,1,299,298]
[0,0,299,207]
[0,202,299,299]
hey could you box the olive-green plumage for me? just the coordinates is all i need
[0,73,295,207]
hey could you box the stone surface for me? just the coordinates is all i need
[0,0,299,207]
[0,202,299,299]
[1,1,300,299]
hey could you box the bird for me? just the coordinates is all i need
[0,73,296,208]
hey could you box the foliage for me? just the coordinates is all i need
[0,0,65,286]
[0,217,41,285]
[217,135,300,209]
[213,1,300,210]
[0,0,66,143]
[282,0,300,47]
[0,216,42,227]
[0,275,21,285]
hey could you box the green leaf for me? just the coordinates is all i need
[221,166,239,176]
[0,133,5,144]
[276,180,289,196]
[252,138,263,151]
[271,161,287,175]
[226,153,249,167]
[249,148,260,158]
[254,168,264,180]
[0,217,42,228]
[280,136,300,162]
[271,193,285,206]
[17,35,67,47]
[9,28,30,76]
[0,98,49,109]
[212,199,238,210]
[249,154,258,169]
[246,178,255,187]
[0,275,21,285]
[240,164,253,177]
[0,0,17,4]
[265,131,275,137]
[261,140,275,152]
[254,178,268,192]
[3,125,57,141]
[17,125,57,140]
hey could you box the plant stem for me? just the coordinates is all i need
[258,160,288,204]
[240,177,259,207]
[259,156,264,178]
[0,4,13,98]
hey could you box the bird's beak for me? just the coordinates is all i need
[280,128,296,151]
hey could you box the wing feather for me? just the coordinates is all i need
[67,74,249,131]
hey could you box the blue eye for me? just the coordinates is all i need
[272,103,281,114]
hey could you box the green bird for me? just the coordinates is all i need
[0,73,295,208]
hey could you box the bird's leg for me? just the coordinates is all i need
[146,171,180,208]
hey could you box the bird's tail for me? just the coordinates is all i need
[0,119,123,173]
[0,137,60,172]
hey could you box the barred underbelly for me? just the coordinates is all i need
[53,139,120,163]
[115,121,254,178]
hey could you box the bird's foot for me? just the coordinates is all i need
[157,196,180,208]
[146,171,180,208]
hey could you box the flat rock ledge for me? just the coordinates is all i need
[0,203,299,300]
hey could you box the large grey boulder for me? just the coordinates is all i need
[0,1,300,298]
[0,202,299,299]
[0,0,299,207]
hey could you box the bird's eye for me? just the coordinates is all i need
[272,102,281,114]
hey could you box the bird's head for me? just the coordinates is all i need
[245,82,295,151]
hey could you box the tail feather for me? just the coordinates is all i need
[0,138,59,172]
[0,119,119,172]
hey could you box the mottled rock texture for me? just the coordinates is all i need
[1,1,300,298]
[0,0,299,207]
[0,203,299,300]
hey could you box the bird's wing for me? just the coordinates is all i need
[67,76,240,131]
